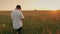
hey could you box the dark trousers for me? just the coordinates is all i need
[16,27,22,34]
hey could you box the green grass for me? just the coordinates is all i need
[0,11,60,34]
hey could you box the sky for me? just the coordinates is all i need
[0,0,60,10]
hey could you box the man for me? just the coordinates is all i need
[11,5,24,34]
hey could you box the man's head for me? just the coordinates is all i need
[16,5,21,10]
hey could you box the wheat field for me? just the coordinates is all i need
[0,10,60,34]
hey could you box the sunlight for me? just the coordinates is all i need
[52,10,57,12]
[0,0,60,10]
[2,24,6,27]
[51,10,58,14]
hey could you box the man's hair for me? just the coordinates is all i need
[16,5,21,9]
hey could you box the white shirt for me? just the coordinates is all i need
[11,9,24,29]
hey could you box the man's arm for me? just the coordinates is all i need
[19,12,24,20]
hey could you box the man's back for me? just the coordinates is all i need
[11,9,24,29]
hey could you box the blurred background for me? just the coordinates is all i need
[0,0,60,34]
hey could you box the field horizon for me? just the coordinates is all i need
[0,10,60,15]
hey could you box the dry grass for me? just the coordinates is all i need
[0,10,60,34]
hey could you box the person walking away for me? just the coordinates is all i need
[11,5,24,34]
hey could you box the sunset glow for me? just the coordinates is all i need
[51,10,58,14]
[0,0,60,10]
